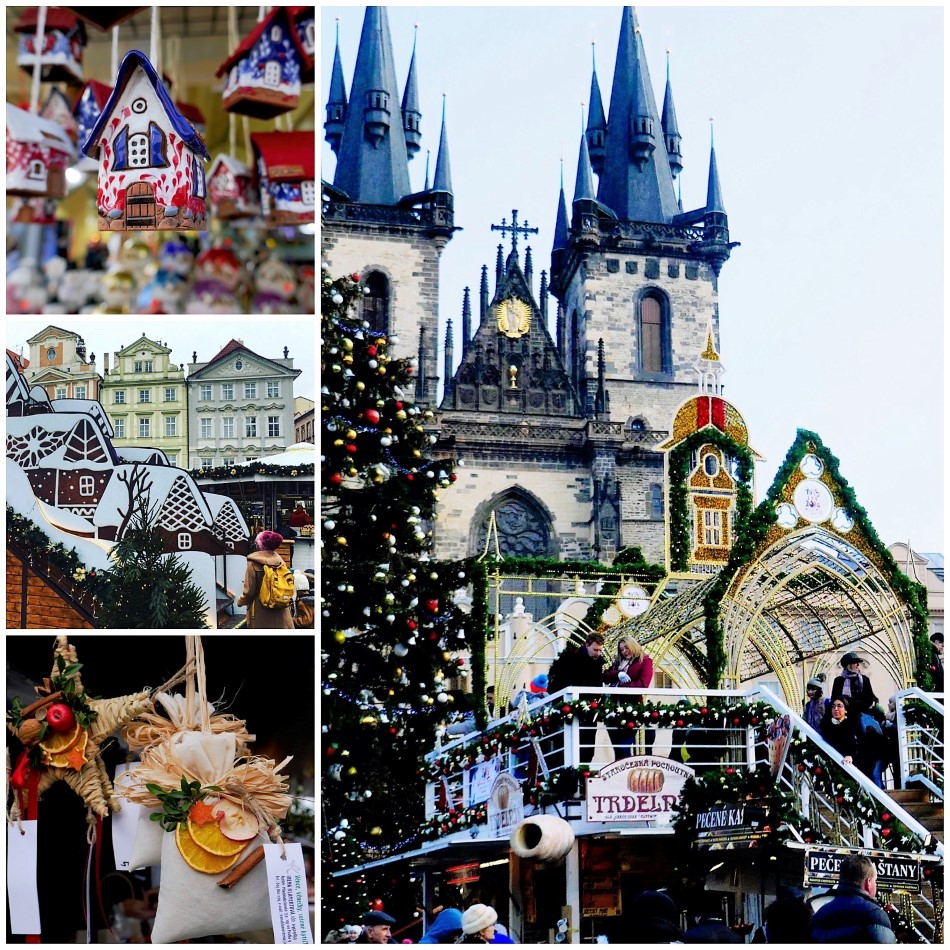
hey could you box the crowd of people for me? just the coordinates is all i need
[324,855,897,943]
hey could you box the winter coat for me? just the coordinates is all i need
[684,918,742,943]
[548,644,605,692]
[819,715,859,761]
[810,884,896,943]
[831,673,878,714]
[603,654,653,703]
[237,550,294,629]
[420,909,463,944]
[803,697,827,731]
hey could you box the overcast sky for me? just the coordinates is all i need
[322,4,944,553]
[7,317,316,401]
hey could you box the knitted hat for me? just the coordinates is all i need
[362,910,396,926]
[255,529,284,551]
[840,651,866,667]
[530,674,549,694]
[462,904,497,935]
[806,673,826,690]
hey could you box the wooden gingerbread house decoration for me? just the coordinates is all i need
[40,87,80,144]
[216,7,310,119]
[250,131,315,226]
[6,103,76,199]
[15,7,87,86]
[81,50,209,232]
[207,154,260,220]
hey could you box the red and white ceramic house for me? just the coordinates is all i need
[207,153,260,220]
[216,6,312,119]
[40,87,79,144]
[14,7,87,86]
[250,131,315,226]
[81,50,210,232]
[6,103,76,198]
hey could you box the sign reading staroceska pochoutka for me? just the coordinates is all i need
[804,847,923,893]
[585,755,695,824]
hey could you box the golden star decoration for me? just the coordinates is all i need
[9,636,153,820]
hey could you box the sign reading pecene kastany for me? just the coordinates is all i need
[586,755,695,824]
[804,848,923,893]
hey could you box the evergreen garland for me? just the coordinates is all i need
[190,462,315,481]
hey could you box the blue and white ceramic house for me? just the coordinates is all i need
[81,50,210,232]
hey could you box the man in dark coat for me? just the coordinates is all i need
[355,910,398,944]
[548,632,605,764]
[930,633,944,692]
[810,854,896,943]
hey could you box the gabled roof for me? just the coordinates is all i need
[215,6,311,77]
[81,49,209,161]
[116,334,171,356]
[26,324,80,344]
[251,131,314,180]
[6,104,76,156]
[209,339,246,363]
[208,153,251,179]
[6,349,30,371]
[73,79,113,115]
[192,340,301,381]
[15,7,86,40]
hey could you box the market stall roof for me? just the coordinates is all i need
[234,442,314,467]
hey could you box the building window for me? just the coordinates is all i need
[245,456,258,463]
[267,416,281,437]
[139,418,151,438]
[199,383,212,401]
[165,417,177,437]
[144,360,153,372]
[703,509,723,546]
[200,418,213,438]
[264,60,281,86]
[362,271,390,333]
[178,532,192,550]
[78,475,95,496]
[245,417,258,437]
[223,457,235,467]
[134,361,142,372]
[55,386,67,400]
[267,381,280,398]
[638,293,671,375]
[114,419,126,438]
[138,389,151,403]
[115,390,126,404]
[703,454,719,477]
[649,484,664,519]
[244,382,257,399]
[167,454,177,467]
[164,387,176,402]
[223,417,235,438]
[221,383,234,400]
[75,385,86,400]
[200,458,213,470]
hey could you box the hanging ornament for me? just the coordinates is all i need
[6,104,76,198]
[80,50,209,232]
[207,154,261,220]
[15,7,87,86]
[39,87,80,144]
[215,7,311,119]
[73,79,113,171]
[250,131,315,227]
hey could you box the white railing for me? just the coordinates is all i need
[895,688,944,797]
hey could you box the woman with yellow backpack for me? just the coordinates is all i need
[237,531,295,628]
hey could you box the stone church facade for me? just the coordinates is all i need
[323,7,736,569]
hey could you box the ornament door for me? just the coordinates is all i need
[125,181,156,228]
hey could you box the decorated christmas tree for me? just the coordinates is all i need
[321,267,472,926]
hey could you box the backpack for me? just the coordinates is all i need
[258,561,295,609]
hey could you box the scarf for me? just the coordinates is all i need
[841,670,862,698]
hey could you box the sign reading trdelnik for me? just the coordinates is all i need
[586,755,695,824]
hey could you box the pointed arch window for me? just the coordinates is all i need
[361,271,390,334]
[638,291,672,377]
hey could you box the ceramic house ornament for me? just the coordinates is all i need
[73,79,113,171]
[291,6,316,83]
[250,131,315,226]
[11,197,59,226]
[207,154,260,220]
[15,7,87,86]
[6,103,77,199]
[216,7,310,119]
[81,50,210,232]
[40,88,80,144]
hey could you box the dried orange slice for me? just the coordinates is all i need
[44,729,88,768]
[175,823,243,874]
[39,721,81,754]
[186,816,246,857]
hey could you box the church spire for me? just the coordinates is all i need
[701,120,731,274]
[661,50,682,179]
[401,24,422,160]
[324,19,347,155]
[431,95,453,194]
[552,160,569,262]
[331,7,411,204]
[461,287,472,346]
[479,265,489,323]
[597,7,678,223]
[705,121,725,214]
[573,126,596,205]
[586,42,607,175]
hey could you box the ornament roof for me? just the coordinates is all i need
[15,6,86,39]
[175,99,205,127]
[6,104,76,157]
[216,6,312,76]
[208,153,252,179]
[72,80,113,116]
[81,50,209,161]
[251,131,315,180]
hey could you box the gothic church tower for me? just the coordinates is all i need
[322,9,456,405]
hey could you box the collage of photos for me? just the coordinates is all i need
[6,4,316,943]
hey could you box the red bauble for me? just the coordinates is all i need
[450,473,457,482]
[881,812,891,822]
[370,898,384,911]
[651,712,660,720]
[367,346,377,357]
[364,408,380,425]
[328,472,342,485]
[424,599,439,613]
[882,828,892,837]
[351,273,361,282]
[345,443,357,454]
[46,702,76,732]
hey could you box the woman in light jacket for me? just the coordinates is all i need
[237,530,293,629]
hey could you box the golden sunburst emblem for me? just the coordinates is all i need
[494,297,532,338]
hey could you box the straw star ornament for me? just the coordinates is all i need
[8,636,153,822]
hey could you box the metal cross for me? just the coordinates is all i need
[490,209,539,255]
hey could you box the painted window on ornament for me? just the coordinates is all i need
[178,532,192,550]
[301,180,315,206]
[270,26,281,42]
[113,122,168,171]
[264,60,281,87]
[304,22,315,51]
[78,475,95,496]
[128,132,149,168]
[27,159,46,180]
[192,156,205,198]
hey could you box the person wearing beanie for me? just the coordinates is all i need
[803,673,828,731]
[460,904,497,943]
[236,530,294,628]
[509,674,550,712]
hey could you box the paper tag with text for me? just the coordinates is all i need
[112,762,140,871]
[264,842,314,944]
[8,819,41,934]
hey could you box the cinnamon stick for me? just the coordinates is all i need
[217,845,265,890]
[21,691,63,719]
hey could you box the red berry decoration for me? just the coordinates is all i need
[651,711,660,720]
[881,812,891,822]
[424,599,440,613]
[797,764,806,772]
[351,273,360,282]
[328,472,342,485]
[46,702,76,732]
[882,828,892,837]
[364,408,380,424]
